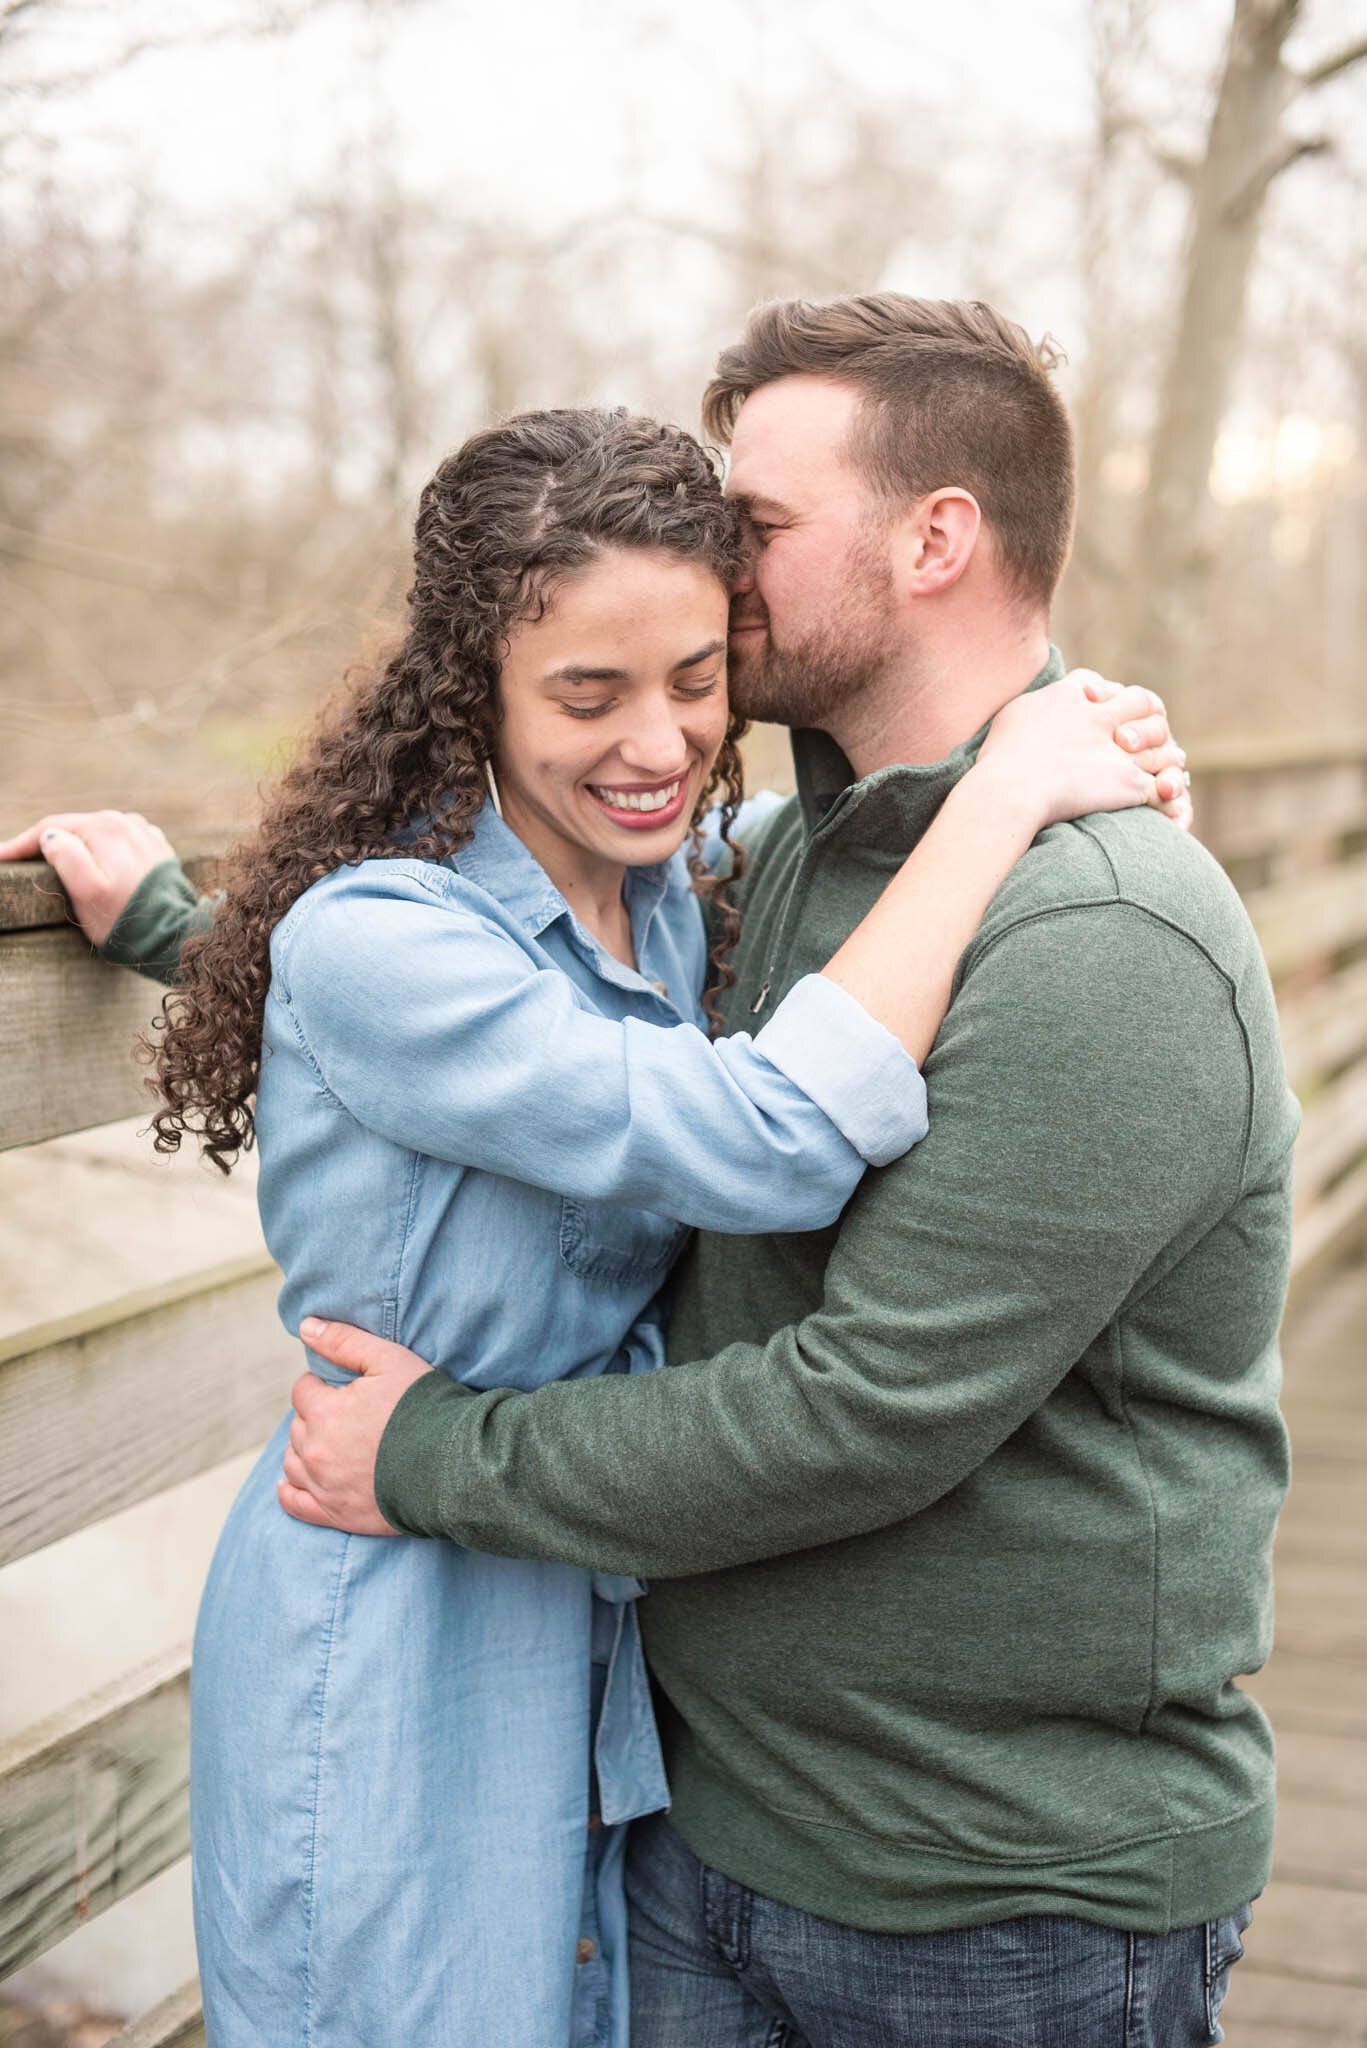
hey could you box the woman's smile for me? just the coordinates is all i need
[584,773,691,829]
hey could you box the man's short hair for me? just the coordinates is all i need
[702,294,1076,611]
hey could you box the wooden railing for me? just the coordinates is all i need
[0,853,289,2048]
[1,746,1366,2039]
[1191,736,1367,1286]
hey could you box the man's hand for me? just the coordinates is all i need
[0,810,176,946]
[277,1317,436,1536]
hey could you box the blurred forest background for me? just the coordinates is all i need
[1,0,1365,837]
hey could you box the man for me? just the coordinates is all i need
[5,296,1291,2046]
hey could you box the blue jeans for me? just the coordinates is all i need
[626,1814,1251,2048]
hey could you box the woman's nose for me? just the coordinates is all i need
[619,700,691,773]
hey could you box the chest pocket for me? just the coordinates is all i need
[559,1196,689,1288]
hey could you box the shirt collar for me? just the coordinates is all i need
[791,645,1066,845]
[450,799,672,943]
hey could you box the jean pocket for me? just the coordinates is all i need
[559,1196,688,1288]
[1204,1904,1252,2042]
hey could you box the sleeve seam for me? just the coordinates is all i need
[270,986,348,1112]
[963,895,1258,1191]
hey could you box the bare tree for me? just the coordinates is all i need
[1061,0,1165,668]
[1120,0,1367,706]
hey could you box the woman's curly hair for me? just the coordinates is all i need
[150,407,749,1174]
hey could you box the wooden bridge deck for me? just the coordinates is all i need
[1222,1256,1367,2047]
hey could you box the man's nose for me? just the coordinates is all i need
[730,551,757,597]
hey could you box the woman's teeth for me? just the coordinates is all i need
[590,780,681,814]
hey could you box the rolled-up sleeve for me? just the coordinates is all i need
[274,864,926,1235]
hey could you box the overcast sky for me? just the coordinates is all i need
[6,0,1365,460]
[6,0,1246,236]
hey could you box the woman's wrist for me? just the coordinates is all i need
[948,754,1047,855]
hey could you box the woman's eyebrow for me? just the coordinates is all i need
[543,662,630,683]
[674,639,726,671]
[543,639,725,685]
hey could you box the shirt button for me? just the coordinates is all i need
[576,1938,597,1964]
[651,980,668,997]
[587,1812,601,1834]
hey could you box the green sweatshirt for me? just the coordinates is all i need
[121,668,1297,1934]
[99,858,212,982]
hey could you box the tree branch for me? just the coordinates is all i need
[1293,31,1367,92]
[0,523,218,602]
[1224,133,1330,222]
[1146,140,1199,185]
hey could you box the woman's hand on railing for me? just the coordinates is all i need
[0,809,177,945]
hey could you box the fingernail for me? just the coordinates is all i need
[300,1317,324,1341]
[1117,725,1137,748]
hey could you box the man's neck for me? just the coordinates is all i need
[828,617,1053,779]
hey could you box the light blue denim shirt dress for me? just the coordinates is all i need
[189,799,927,2048]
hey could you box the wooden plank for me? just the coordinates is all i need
[1273,1797,1367,1889]
[1281,1268,1367,1390]
[0,1647,190,1978]
[1243,854,1367,981]
[1274,1614,1367,1665]
[1289,1156,1367,1283]
[0,930,165,1150]
[1275,1732,1367,1809]
[0,1256,294,1569]
[1244,1653,1367,1742]
[106,1979,204,2048]
[1231,1879,1367,1988]
[1277,1390,1367,1463]
[1189,734,1367,775]
[1273,1494,1367,1567]
[1196,753,1367,864]
[1295,1066,1367,1209]
[1280,959,1367,1093]
[1220,1965,1367,2043]
[0,850,223,936]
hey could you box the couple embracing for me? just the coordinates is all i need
[12,293,1295,2047]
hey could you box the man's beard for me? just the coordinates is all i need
[729,528,897,730]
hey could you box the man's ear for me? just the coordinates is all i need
[890,489,982,598]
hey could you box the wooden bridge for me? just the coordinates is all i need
[1,744,1365,2046]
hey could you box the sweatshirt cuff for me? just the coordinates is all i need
[375,1369,480,1537]
[98,858,209,984]
[753,973,928,1168]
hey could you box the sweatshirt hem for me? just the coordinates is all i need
[665,1766,1275,1935]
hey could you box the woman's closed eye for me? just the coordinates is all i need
[559,697,617,719]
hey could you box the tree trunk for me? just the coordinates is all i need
[1063,0,1154,671]
[1120,0,1302,708]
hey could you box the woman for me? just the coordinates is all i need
[135,408,1182,2047]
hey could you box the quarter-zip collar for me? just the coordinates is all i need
[791,646,1066,852]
